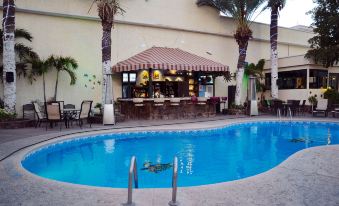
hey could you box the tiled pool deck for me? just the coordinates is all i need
[0,116,339,206]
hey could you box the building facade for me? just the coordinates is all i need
[0,0,317,116]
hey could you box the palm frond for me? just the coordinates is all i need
[46,56,78,85]
[245,59,265,79]
[90,0,125,23]
[0,28,34,42]
[266,0,286,11]
[62,66,77,85]
[14,43,39,61]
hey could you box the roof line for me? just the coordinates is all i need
[4,6,310,48]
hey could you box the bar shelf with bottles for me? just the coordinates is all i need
[118,69,220,120]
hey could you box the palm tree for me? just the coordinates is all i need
[31,59,51,103]
[90,0,124,106]
[197,0,266,105]
[2,0,16,113]
[47,56,78,100]
[267,0,285,99]
[0,29,39,82]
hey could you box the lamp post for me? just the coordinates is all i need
[249,75,258,116]
[103,73,115,125]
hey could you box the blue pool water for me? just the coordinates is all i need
[22,121,339,188]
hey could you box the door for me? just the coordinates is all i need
[228,85,236,108]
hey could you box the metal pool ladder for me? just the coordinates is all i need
[277,108,281,120]
[169,156,179,206]
[125,156,179,206]
[288,107,293,121]
[126,156,138,206]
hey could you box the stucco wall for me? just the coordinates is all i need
[0,0,314,117]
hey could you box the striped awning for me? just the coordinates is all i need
[112,47,229,72]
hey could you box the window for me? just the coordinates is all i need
[309,69,328,89]
[329,73,339,90]
[265,69,307,90]
[122,72,137,98]
[198,75,213,85]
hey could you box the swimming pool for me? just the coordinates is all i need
[22,121,339,188]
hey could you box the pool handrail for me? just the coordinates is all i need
[169,156,179,206]
[126,156,138,205]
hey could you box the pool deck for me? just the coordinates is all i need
[0,116,339,206]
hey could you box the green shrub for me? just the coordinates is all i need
[0,108,16,121]
[308,95,318,106]
[324,89,339,105]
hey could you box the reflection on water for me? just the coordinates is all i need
[104,139,115,154]
[328,128,331,145]
[185,144,194,175]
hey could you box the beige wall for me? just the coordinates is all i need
[0,0,315,116]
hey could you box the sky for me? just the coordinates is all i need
[253,0,316,28]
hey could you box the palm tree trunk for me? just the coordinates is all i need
[54,70,59,101]
[43,73,46,103]
[102,22,113,105]
[2,0,16,113]
[235,43,248,105]
[270,7,279,99]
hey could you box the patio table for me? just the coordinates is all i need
[63,109,80,128]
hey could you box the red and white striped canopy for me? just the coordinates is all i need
[112,47,229,72]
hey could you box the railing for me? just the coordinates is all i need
[169,156,179,206]
[126,156,138,206]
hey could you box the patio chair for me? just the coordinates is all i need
[289,100,301,116]
[74,101,93,128]
[313,99,328,117]
[45,102,64,130]
[23,104,35,120]
[33,102,46,128]
[330,107,339,118]
[298,100,306,115]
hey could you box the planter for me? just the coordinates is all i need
[227,108,246,115]
[0,119,35,129]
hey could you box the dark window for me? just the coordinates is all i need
[329,73,339,91]
[198,75,213,85]
[265,69,307,90]
[122,72,136,98]
[309,69,328,89]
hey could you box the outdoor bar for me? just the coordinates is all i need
[113,47,229,120]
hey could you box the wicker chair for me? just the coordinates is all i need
[33,102,46,128]
[45,102,64,130]
[74,101,93,128]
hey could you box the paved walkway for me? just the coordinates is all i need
[0,116,338,206]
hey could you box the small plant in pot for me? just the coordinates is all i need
[0,109,16,122]
[308,95,318,112]
[228,103,246,115]
[94,103,103,115]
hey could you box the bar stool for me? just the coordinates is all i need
[154,98,165,119]
[154,98,165,106]
[133,98,145,119]
[170,98,181,119]
[197,97,207,105]
[196,97,208,117]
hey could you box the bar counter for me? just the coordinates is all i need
[118,97,216,120]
